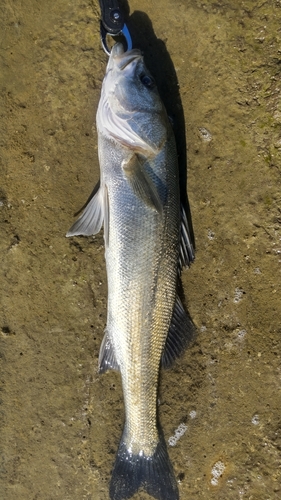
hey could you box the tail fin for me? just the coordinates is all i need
[109,432,179,500]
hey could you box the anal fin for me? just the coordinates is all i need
[98,331,119,374]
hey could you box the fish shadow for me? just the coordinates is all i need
[124,8,195,251]
[125,8,196,346]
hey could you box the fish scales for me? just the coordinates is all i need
[102,134,179,456]
[67,43,195,500]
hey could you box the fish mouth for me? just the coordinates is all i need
[111,43,142,71]
[118,50,142,70]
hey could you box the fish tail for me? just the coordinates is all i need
[109,430,179,500]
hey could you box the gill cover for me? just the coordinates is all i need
[97,43,168,155]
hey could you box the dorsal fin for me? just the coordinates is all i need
[179,204,195,271]
[162,296,195,369]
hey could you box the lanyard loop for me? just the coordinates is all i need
[98,0,132,55]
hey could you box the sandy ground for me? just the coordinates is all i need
[1,0,281,499]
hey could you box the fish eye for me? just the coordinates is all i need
[140,74,155,89]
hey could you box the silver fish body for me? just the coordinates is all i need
[67,43,194,500]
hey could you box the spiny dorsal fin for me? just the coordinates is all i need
[179,204,195,271]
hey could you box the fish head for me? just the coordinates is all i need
[97,43,169,155]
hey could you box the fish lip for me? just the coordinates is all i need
[115,50,142,71]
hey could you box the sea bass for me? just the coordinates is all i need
[67,43,195,500]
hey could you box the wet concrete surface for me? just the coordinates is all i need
[1,1,281,498]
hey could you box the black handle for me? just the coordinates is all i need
[98,0,124,35]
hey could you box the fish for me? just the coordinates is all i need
[67,42,195,500]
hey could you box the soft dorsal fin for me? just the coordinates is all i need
[161,296,195,369]
[98,330,119,374]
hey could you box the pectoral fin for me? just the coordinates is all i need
[66,183,109,239]
[122,155,163,214]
